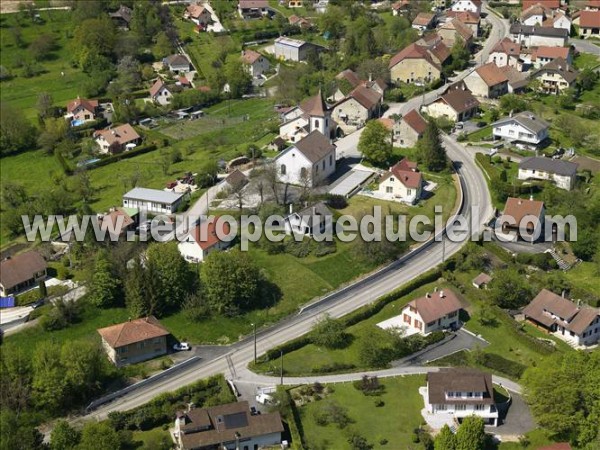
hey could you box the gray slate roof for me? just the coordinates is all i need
[290,130,336,163]
[509,23,569,38]
[124,187,184,204]
[519,157,578,176]
[493,111,549,134]
[294,202,332,227]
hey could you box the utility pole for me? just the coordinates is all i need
[252,322,257,365]
[280,350,283,385]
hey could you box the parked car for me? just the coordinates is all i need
[173,342,191,351]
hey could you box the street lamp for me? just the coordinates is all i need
[280,350,284,385]
[251,323,257,365]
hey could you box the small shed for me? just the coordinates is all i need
[472,272,493,289]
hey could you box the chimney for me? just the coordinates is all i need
[289,203,293,214]
[562,290,566,298]
[509,109,513,117]
[368,72,373,82]
[312,206,316,216]
[530,194,534,201]
[426,292,430,298]
[440,290,445,298]
[518,200,522,205]
[434,287,438,292]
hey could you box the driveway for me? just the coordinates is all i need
[392,329,488,367]
[492,235,554,255]
[489,393,536,437]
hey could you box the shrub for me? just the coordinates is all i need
[311,362,356,374]
[480,352,526,379]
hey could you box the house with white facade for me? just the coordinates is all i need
[184,3,212,26]
[94,123,141,154]
[531,46,572,69]
[285,202,332,236]
[238,0,270,18]
[163,54,191,73]
[492,111,550,149]
[524,289,600,347]
[241,49,270,78]
[488,37,522,69]
[395,109,428,148]
[412,12,436,33]
[274,37,320,62]
[65,97,99,125]
[276,131,336,187]
[446,10,481,36]
[174,401,283,450]
[518,157,578,190]
[123,187,184,214]
[422,83,479,122]
[542,11,571,31]
[279,90,337,143]
[450,0,482,14]
[149,79,173,106]
[509,23,569,47]
[500,197,545,242]
[464,62,509,98]
[575,10,600,38]
[423,368,499,427]
[178,217,232,263]
[520,3,552,26]
[531,57,579,94]
[376,158,423,204]
[377,288,463,336]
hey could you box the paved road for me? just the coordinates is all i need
[570,38,600,57]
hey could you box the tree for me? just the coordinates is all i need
[36,92,54,121]
[435,424,456,450]
[358,120,392,166]
[1,182,28,208]
[50,420,80,450]
[153,31,173,58]
[312,315,350,349]
[0,103,38,156]
[31,341,68,412]
[224,59,252,99]
[450,37,470,71]
[89,250,122,308]
[197,160,219,188]
[487,268,534,309]
[0,346,32,414]
[417,120,446,172]
[358,332,391,368]
[499,94,527,114]
[29,33,56,61]
[454,416,486,450]
[60,342,104,404]
[38,117,69,155]
[125,256,151,318]
[77,422,121,450]
[577,68,598,92]
[202,249,262,316]
[0,410,45,450]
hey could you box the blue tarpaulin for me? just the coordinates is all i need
[0,296,16,308]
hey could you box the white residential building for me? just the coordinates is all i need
[178,217,232,263]
[274,37,319,62]
[284,202,332,236]
[492,111,550,149]
[450,0,482,14]
[241,49,270,78]
[509,23,569,47]
[122,188,184,214]
[518,157,578,190]
[376,159,423,204]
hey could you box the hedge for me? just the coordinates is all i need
[286,390,306,450]
[480,352,526,379]
[87,144,157,169]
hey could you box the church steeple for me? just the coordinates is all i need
[301,89,330,137]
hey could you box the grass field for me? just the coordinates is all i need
[295,376,426,450]
[0,10,88,120]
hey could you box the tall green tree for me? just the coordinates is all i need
[358,120,392,166]
[31,341,68,412]
[50,420,80,450]
[125,256,151,318]
[417,120,446,172]
[487,268,534,309]
[224,59,252,99]
[202,249,262,316]
[60,342,104,404]
[0,410,45,450]
[454,416,486,450]
[0,346,32,413]
[435,424,456,450]
[89,250,122,308]
[312,315,350,349]
[77,422,121,450]
[0,103,38,156]
[450,36,470,71]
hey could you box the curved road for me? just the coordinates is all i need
[84,3,503,422]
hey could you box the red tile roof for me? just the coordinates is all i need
[406,289,463,323]
[491,37,521,56]
[579,10,600,28]
[441,18,474,41]
[347,84,382,110]
[413,12,435,26]
[97,316,170,348]
[377,117,395,130]
[395,157,418,172]
[440,87,480,113]
[402,109,428,135]
[192,217,232,251]
[94,123,141,146]
[241,49,262,64]
[522,0,560,11]
[238,0,268,8]
[186,4,208,19]
[389,43,440,70]
[446,10,480,23]
[475,62,509,86]
[67,97,98,114]
[502,197,544,228]
[532,46,570,60]
[149,78,167,98]
[300,89,328,116]
[390,162,422,189]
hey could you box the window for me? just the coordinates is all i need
[389,177,395,182]
[281,164,286,175]
[386,186,393,194]
[330,155,333,165]
[403,314,411,325]
[475,404,485,411]
[314,119,320,129]
[437,404,447,411]
[455,404,467,411]
[300,167,307,178]
[407,189,412,195]
[322,160,325,170]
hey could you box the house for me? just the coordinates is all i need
[438,18,474,47]
[450,0,482,14]
[412,12,436,32]
[149,79,173,106]
[520,3,552,26]
[509,23,569,47]
[289,14,312,29]
[522,0,560,12]
[378,288,463,336]
[464,62,508,98]
[492,111,549,149]
[99,208,137,239]
[417,33,452,66]
[332,84,382,130]
[178,217,232,263]
[268,136,287,151]
[94,123,141,154]
[586,0,600,11]
[523,289,600,347]
[542,12,571,31]
[123,187,184,214]
[395,109,428,148]
[389,43,442,85]
[531,57,579,94]
[184,3,212,26]
[331,69,363,102]
[376,158,423,204]
[446,10,481,35]
[0,251,47,297]
[576,10,600,38]
[279,90,337,143]
[314,0,329,14]
[531,46,572,69]
[285,202,332,236]
[422,84,479,122]
[223,169,249,191]
[518,157,578,190]
[97,316,170,367]
[273,37,320,62]
[241,49,270,78]
[500,197,545,242]
[109,5,133,29]
[472,273,492,289]
[238,0,270,18]
[488,37,522,69]
[391,0,410,16]
[163,54,191,73]
[424,368,499,426]
[66,97,99,125]
[498,65,529,93]
[174,401,284,450]
[276,130,336,187]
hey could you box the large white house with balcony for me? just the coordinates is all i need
[492,111,550,149]
[423,368,499,427]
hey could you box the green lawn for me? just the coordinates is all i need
[295,376,426,450]
[0,11,89,120]
[131,427,172,449]
[573,52,600,70]
[466,126,493,142]
[498,429,555,450]
[563,262,600,296]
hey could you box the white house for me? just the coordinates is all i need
[524,289,600,347]
[575,10,600,39]
[276,130,336,187]
[487,38,522,69]
[279,90,337,143]
[238,0,270,18]
[520,3,551,26]
[518,157,578,190]
[163,54,191,73]
[492,111,550,149]
[542,12,571,31]
[509,23,569,47]
[241,49,270,78]
[424,368,499,427]
[376,158,423,204]
[531,57,580,94]
[174,401,283,450]
[178,217,232,263]
[94,123,141,154]
[274,37,319,62]
[450,0,482,14]
[285,202,332,236]
[149,79,173,106]
[412,12,436,33]
[184,3,212,26]
[377,288,463,336]
[123,187,184,214]
[531,46,572,69]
